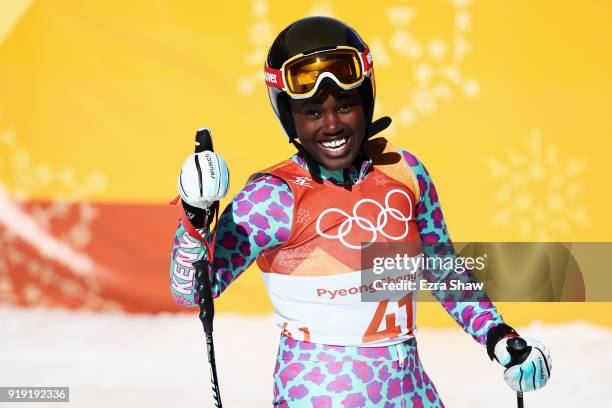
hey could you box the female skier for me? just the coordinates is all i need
[170,16,551,407]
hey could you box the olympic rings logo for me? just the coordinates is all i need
[315,189,413,249]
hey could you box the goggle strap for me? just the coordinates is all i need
[264,65,285,89]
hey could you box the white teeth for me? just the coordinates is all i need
[321,138,347,149]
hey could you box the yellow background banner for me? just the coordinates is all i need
[1,0,611,325]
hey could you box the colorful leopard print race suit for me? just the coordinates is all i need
[252,138,423,347]
[273,336,444,408]
[169,137,505,406]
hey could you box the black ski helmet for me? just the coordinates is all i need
[265,16,379,141]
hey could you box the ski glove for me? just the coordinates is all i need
[178,151,230,211]
[487,324,552,392]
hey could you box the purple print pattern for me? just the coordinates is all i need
[401,149,504,346]
[273,336,445,407]
[169,174,294,301]
[169,147,507,406]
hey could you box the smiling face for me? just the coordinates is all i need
[289,86,366,171]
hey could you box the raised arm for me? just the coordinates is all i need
[400,149,505,346]
[170,174,293,307]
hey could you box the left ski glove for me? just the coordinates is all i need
[178,151,230,211]
[487,324,552,392]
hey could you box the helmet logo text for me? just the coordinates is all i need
[265,71,278,85]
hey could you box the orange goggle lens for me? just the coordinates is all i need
[284,49,363,95]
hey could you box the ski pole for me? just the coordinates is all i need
[506,336,531,408]
[192,128,223,408]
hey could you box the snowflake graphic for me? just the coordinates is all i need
[296,208,312,225]
[0,121,115,310]
[236,0,276,95]
[486,130,590,240]
[372,1,479,138]
[236,0,480,138]
[373,173,390,187]
[236,0,336,95]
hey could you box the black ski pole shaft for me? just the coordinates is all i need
[507,337,530,408]
[194,259,222,408]
[193,127,222,408]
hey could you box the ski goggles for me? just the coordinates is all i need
[264,46,373,99]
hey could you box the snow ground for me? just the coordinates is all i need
[1,306,611,407]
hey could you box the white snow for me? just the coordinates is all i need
[1,306,610,407]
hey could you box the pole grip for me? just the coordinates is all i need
[506,337,528,408]
[195,128,214,153]
[194,127,219,224]
[192,128,217,334]
[506,337,531,367]
[194,259,215,334]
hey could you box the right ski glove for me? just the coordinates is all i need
[486,324,552,392]
[178,151,230,211]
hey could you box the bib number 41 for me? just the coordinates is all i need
[362,292,414,343]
